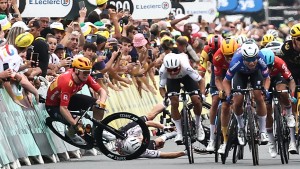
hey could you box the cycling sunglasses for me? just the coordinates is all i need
[244,57,257,63]
[167,67,180,73]
[77,69,92,75]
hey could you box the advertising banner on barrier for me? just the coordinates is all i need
[19,0,73,17]
[19,0,217,22]
[0,120,15,166]
[217,0,238,12]
[0,90,41,158]
[20,98,57,156]
[172,1,217,23]
[19,0,171,19]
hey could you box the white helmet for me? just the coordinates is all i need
[121,136,141,155]
[265,41,283,56]
[163,53,181,69]
[236,35,248,45]
[266,29,279,38]
[241,41,259,58]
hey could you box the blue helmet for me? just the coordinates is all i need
[261,48,275,67]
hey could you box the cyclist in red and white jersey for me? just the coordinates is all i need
[45,57,107,145]
[261,48,297,157]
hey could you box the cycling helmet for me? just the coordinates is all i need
[241,41,259,58]
[261,34,275,47]
[220,38,239,56]
[121,136,141,155]
[260,48,275,66]
[265,41,283,56]
[290,23,300,37]
[72,57,92,70]
[208,35,223,51]
[266,29,279,38]
[163,53,181,69]
[236,35,248,45]
[15,32,34,48]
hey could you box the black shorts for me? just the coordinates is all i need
[167,75,199,94]
[232,70,264,90]
[45,94,97,125]
[270,74,287,89]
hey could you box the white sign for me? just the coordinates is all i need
[131,0,171,19]
[21,0,73,17]
[180,1,217,23]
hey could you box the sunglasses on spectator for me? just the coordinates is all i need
[167,67,180,73]
[77,69,92,75]
[244,57,257,63]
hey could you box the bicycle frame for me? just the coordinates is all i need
[72,105,126,140]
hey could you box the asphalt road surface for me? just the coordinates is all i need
[22,137,300,169]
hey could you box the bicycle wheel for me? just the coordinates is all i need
[274,104,286,164]
[182,107,194,164]
[214,105,222,163]
[94,112,150,160]
[282,117,289,164]
[237,145,244,160]
[248,110,259,166]
[231,116,238,164]
[45,117,94,149]
[222,114,238,164]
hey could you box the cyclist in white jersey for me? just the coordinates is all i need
[159,53,206,143]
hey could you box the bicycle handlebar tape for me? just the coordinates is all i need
[186,44,200,62]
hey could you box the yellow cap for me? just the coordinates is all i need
[160,36,173,44]
[96,0,108,5]
[95,31,110,39]
[15,32,34,48]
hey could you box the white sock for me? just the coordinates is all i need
[234,113,244,129]
[173,119,182,134]
[290,127,296,142]
[266,127,275,144]
[210,124,216,141]
[195,115,201,126]
[258,115,267,133]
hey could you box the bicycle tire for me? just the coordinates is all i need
[282,115,289,164]
[94,112,150,160]
[214,104,222,163]
[248,109,259,166]
[182,107,194,164]
[45,117,94,149]
[274,104,285,164]
[237,145,244,160]
[222,114,238,164]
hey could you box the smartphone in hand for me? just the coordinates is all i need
[31,53,39,67]
[78,1,85,9]
[112,44,118,52]
[102,9,109,15]
[198,15,202,23]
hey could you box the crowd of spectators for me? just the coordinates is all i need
[0,0,297,107]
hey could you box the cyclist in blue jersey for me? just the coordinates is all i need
[220,41,270,152]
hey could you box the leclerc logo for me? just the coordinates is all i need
[162,2,169,9]
[29,0,70,6]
